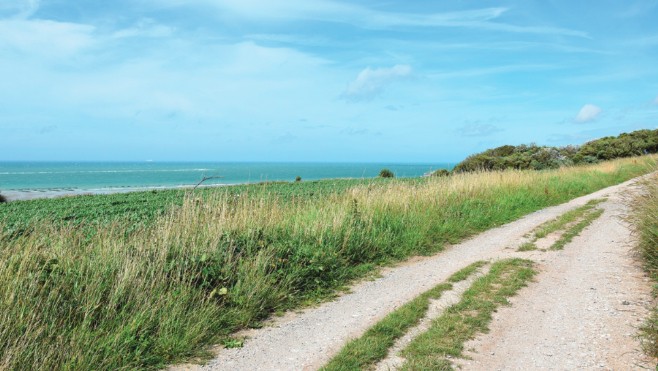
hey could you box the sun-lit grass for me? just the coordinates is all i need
[0,156,655,370]
[629,175,658,358]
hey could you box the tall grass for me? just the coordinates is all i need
[0,157,655,370]
[629,175,658,357]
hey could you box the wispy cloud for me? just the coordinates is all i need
[0,19,96,57]
[427,64,557,79]
[112,19,174,39]
[575,104,602,123]
[0,0,40,19]
[342,64,412,102]
[457,124,503,137]
[150,0,587,37]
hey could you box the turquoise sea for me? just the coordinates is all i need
[0,162,454,192]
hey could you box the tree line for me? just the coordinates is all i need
[453,129,658,173]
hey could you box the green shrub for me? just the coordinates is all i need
[454,129,658,173]
[379,169,395,178]
[0,193,6,203]
[430,169,450,177]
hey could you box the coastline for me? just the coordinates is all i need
[0,183,230,202]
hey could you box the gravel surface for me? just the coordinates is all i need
[457,181,656,370]
[170,174,657,371]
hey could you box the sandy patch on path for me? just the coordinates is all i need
[170,174,656,371]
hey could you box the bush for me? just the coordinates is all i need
[0,194,6,203]
[295,176,302,182]
[379,169,395,178]
[453,128,658,173]
[430,169,450,177]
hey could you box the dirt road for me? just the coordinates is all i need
[172,174,656,370]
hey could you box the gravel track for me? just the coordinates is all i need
[171,174,656,371]
[457,180,656,370]
[374,269,486,371]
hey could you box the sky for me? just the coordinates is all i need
[1,0,657,162]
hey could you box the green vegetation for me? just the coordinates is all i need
[295,176,302,182]
[629,177,658,357]
[549,208,604,251]
[322,261,486,371]
[379,168,395,178]
[0,178,406,240]
[400,259,536,370]
[519,199,606,251]
[430,169,450,177]
[0,157,654,370]
[454,129,658,172]
[0,193,6,203]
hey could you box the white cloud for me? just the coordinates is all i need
[575,104,602,123]
[0,19,95,57]
[343,64,412,101]
[654,96,658,105]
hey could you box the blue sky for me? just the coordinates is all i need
[1,0,657,162]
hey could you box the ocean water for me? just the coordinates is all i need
[0,162,454,191]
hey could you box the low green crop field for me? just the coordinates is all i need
[0,177,413,239]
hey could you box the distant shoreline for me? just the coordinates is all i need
[0,183,232,202]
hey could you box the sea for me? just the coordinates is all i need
[0,162,454,192]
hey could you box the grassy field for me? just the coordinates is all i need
[0,156,655,370]
[629,175,658,357]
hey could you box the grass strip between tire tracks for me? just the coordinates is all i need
[321,261,487,371]
[400,258,536,370]
[549,208,604,251]
[518,198,606,251]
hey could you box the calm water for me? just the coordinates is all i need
[0,162,454,191]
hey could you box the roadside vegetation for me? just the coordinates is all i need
[322,261,486,371]
[400,259,536,370]
[629,176,658,357]
[454,128,658,172]
[0,156,655,370]
[518,199,606,251]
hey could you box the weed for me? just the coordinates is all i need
[517,242,537,251]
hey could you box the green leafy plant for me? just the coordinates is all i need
[379,168,395,178]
